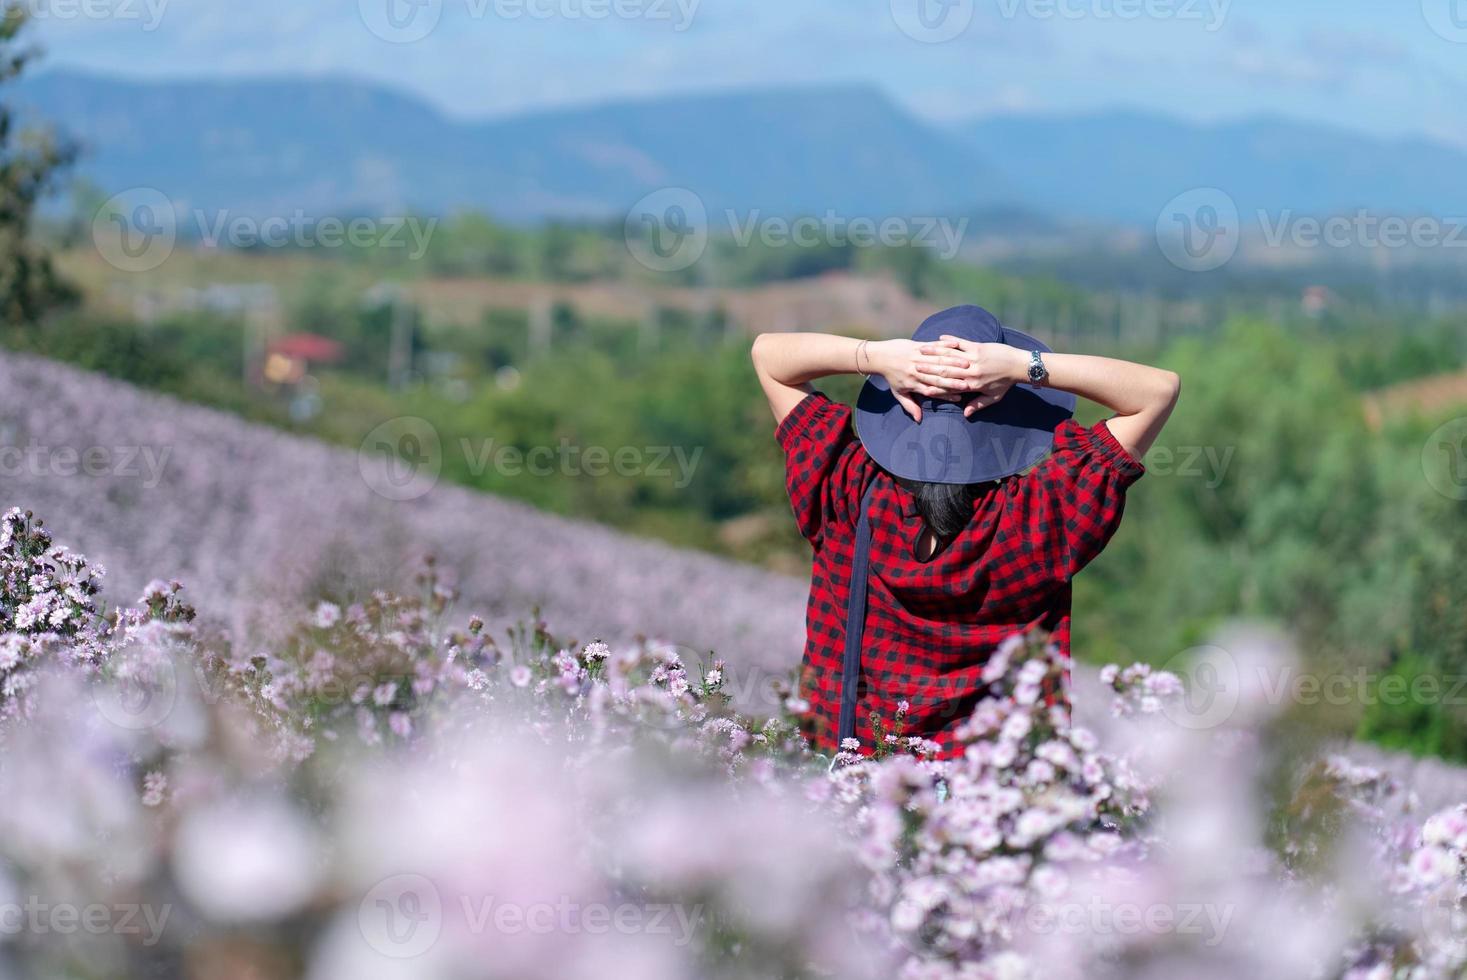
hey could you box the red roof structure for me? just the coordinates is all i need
[266,333,345,363]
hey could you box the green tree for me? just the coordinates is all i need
[0,4,76,324]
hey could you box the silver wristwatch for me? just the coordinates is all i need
[1027,349,1049,385]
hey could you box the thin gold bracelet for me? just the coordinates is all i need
[856,340,871,378]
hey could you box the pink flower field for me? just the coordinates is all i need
[3,354,1467,978]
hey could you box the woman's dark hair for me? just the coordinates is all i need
[901,479,985,540]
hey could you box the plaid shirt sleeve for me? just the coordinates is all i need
[1022,418,1146,578]
[776,392,864,548]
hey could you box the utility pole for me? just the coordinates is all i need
[529,292,552,355]
[363,281,413,389]
[388,297,411,390]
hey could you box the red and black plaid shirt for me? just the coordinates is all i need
[779,391,1145,758]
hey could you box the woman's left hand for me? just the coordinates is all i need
[916,337,1028,418]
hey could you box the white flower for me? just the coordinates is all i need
[1000,713,1032,743]
[1025,760,1056,785]
[312,602,341,629]
[1410,844,1459,888]
[173,797,321,922]
[1031,865,1069,899]
[1423,806,1467,851]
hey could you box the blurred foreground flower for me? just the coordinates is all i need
[0,508,1462,979]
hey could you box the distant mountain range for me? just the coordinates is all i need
[962,111,1467,224]
[15,72,1006,224]
[15,71,1467,229]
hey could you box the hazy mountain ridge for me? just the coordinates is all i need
[17,72,1006,222]
[17,70,1467,228]
[961,109,1467,223]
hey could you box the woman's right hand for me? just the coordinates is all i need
[869,339,971,421]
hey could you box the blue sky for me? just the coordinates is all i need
[26,0,1467,143]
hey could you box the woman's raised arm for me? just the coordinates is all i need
[751,332,969,425]
[914,336,1181,460]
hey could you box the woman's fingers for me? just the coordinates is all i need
[962,391,1008,418]
[913,360,958,380]
[918,385,961,400]
[921,341,971,358]
[916,352,970,369]
[893,390,922,422]
[913,369,968,391]
[900,380,961,401]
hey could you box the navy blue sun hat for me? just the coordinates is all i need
[854,305,1076,485]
